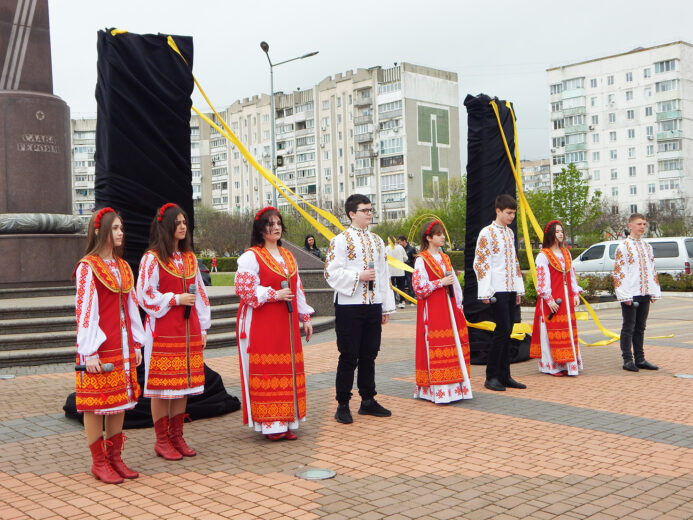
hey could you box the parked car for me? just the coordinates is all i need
[573,237,693,276]
[197,259,212,286]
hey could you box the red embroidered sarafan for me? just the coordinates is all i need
[236,246,306,424]
[74,256,141,411]
[415,251,470,387]
[530,248,578,364]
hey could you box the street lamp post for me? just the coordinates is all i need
[260,41,318,208]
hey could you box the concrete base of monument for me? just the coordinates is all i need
[0,234,85,289]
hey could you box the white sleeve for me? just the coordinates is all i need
[452,268,463,309]
[324,234,360,297]
[137,253,178,318]
[412,257,442,299]
[377,236,396,313]
[474,228,493,299]
[296,272,315,320]
[234,251,278,308]
[535,253,552,300]
[126,290,146,348]
[613,244,631,302]
[75,262,106,357]
[511,230,525,295]
[194,269,212,332]
[648,244,662,300]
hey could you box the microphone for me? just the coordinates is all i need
[367,261,374,291]
[548,298,563,321]
[489,296,497,304]
[444,270,454,298]
[281,280,293,313]
[184,283,196,320]
[632,301,640,308]
[75,362,114,372]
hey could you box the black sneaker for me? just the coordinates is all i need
[334,403,353,424]
[358,399,392,417]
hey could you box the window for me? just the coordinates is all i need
[377,100,402,114]
[337,113,342,123]
[338,147,343,157]
[590,78,597,88]
[552,136,565,148]
[336,97,341,108]
[381,173,405,191]
[565,133,585,145]
[553,119,564,130]
[607,75,614,85]
[607,94,615,104]
[648,183,656,194]
[660,179,680,190]
[610,150,617,160]
[645,106,653,117]
[591,115,598,125]
[626,72,633,82]
[612,187,619,196]
[608,113,615,123]
[626,110,634,120]
[630,185,637,195]
[321,100,330,110]
[658,119,681,132]
[378,81,401,95]
[627,128,635,139]
[322,134,330,144]
[628,147,636,159]
[654,59,676,73]
[647,145,654,156]
[611,169,618,180]
[630,204,638,213]
[644,87,652,98]
[593,170,600,181]
[324,167,331,178]
[658,159,682,171]
[565,151,585,163]
[592,134,600,144]
[380,155,404,168]
[657,99,680,112]
[651,242,680,258]
[321,117,330,128]
[553,155,565,165]
[324,184,332,194]
[563,77,584,90]
[356,176,369,187]
[323,150,330,160]
[647,164,655,174]
[551,101,562,112]
[658,140,681,152]
[590,97,597,107]
[643,68,651,78]
[582,245,605,261]
[625,90,633,101]
[592,151,600,161]
[550,83,563,94]
[655,80,679,92]
[629,166,636,177]
[609,131,617,142]
[380,137,403,155]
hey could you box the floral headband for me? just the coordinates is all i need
[425,220,441,235]
[94,207,116,229]
[157,203,178,222]
[255,206,278,221]
[544,220,562,234]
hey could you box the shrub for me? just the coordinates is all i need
[658,273,693,291]
[199,256,238,272]
[448,251,464,271]
[522,275,537,306]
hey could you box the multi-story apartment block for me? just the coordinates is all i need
[547,41,693,216]
[201,62,460,221]
[521,159,551,192]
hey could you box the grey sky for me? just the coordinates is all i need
[48,0,693,164]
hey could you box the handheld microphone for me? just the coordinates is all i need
[548,298,563,321]
[444,270,454,298]
[281,280,293,313]
[632,301,640,308]
[367,261,374,291]
[184,283,196,320]
[75,362,114,372]
[489,296,497,304]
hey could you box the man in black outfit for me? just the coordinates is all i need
[397,236,416,299]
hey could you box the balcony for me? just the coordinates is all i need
[657,130,683,140]
[658,169,683,179]
[378,108,402,120]
[354,114,373,125]
[550,111,563,121]
[563,106,586,117]
[355,167,373,176]
[295,127,313,137]
[354,132,373,143]
[656,110,682,121]
[355,149,375,159]
[565,142,586,152]
[562,88,585,99]
[354,95,372,106]
[564,124,587,135]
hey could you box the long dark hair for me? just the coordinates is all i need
[420,220,445,251]
[84,208,123,258]
[304,234,317,250]
[542,221,564,249]
[251,208,285,247]
[148,203,192,262]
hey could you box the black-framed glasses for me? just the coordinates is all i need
[356,208,374,214]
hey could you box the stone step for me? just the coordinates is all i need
[0,285,74,300]
[0,316,335,367]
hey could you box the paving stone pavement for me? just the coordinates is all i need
[0,298,692,519]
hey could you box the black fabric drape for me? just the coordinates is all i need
[462,94,528,363]
[94,30,195,273]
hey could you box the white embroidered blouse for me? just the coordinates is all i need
[473,222,525,299]
[613,237,662,302]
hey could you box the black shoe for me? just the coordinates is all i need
[358,399,392,417]
[622,360,639,372]
[636,360,659,370]
[484,378,506,391]
[502,377,527,389]
[334,403,353,424]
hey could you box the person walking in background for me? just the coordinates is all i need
[473,194,526,392]
[386,236,408,309]
[138,203,211,460]
[613,213,661,372]
[325,194,396,424]
[413,220,472,403]
[304,234,323,260]
[74,207,144,484]
[235,207,313,441]
[530,220,583,376]
[211,256,218,272]
[397,235,417,300]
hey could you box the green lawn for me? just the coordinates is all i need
[210,272,235,286]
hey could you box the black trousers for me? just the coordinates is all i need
[391,276,406,303]
[335,303,382,403]
[404,271,414,297]
[620,295,651,362]
[487,292,517,381]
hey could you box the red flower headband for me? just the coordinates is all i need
[157,203,178,222]
[544,220,562,234]
[425,220,441,235]
[94,207,115,229]
[255,206,278,221]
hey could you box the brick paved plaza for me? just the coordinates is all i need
[1,297,692,520]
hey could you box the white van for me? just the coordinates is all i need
[572,237,693,276]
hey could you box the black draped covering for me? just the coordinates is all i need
[94,29,195,271]
[462,94,529,364]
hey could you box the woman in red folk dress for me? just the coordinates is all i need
[413,220,473,403]
[74,207,144,484]
[235,207,314,440]
[530,220,583,376]
[137,203,211,460]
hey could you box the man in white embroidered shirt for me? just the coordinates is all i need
[324,194,396,424]
[473,194,526,392]
[613,213,661,372]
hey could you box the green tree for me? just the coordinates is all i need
[551,163,601,244]
[524,190,553,245]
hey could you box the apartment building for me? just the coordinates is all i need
[202,62,460,221]
[521,159,551,192]
[547,41,693,216]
